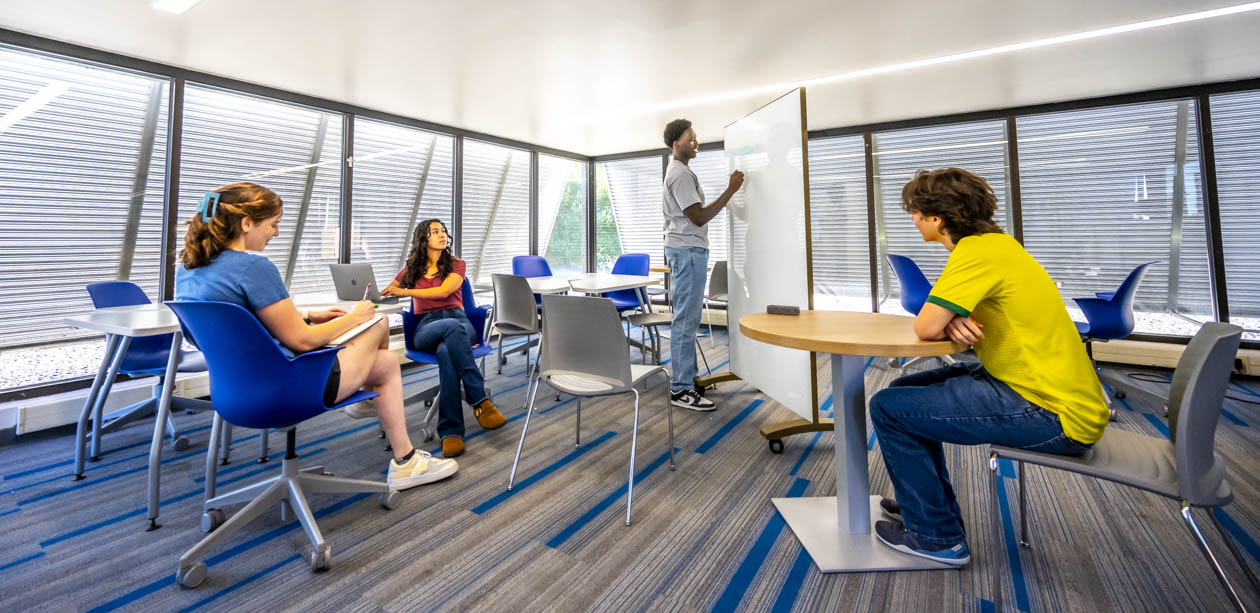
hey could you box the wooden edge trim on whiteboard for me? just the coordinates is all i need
[797,86,820,419]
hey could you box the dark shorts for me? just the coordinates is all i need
[323,356,341,407]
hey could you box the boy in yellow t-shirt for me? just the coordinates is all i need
[869,168,1109,567]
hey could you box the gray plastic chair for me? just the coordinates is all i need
[491,273,543,376]
[508,294,675,526]
[704,260,728,346]
[988,322,1256,611]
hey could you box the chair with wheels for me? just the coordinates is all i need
[988,322,1256,612]
[508,294,675,526]
[165,301,399,588]
[84,281,213,457]
[883,254,959,370]
[1073,261,1162,412]
[401,277,494,442]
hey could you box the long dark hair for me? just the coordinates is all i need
[900,168,1003,241]
[180,182,282,269]
[400,218,455,288]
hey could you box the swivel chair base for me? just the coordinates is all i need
[179,427,398,588]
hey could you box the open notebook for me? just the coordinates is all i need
[325,314,385,347]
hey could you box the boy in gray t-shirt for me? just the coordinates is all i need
[660,118,744,411]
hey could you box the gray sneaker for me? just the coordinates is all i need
[671,389,716,411]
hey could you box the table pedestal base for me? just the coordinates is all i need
[772,495,953,572]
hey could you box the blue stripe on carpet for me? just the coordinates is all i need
[1143,413,1171,438]
[1220,409,1248,428]
[695,400,763,454]
[546,450,675,549]
[0,508,18,517]
[979,598,997,613]
[0,551,43,572]
[177,554,301,613]
[769,547,812,613]
[471,431,617,515]
[788,432,821,476]
[995,476,1031,612]
[2,438,153,481]
[867,430,877,451]
[17,446,214,506]
[1231,381,1260,398]
[1212,507,1260,565]
[711,477,810,612]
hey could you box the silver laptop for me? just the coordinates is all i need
[328,263,399,304]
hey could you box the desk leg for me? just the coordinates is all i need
[771,353,952,572]
[90,335,132,462]
[146,331,181,531]
[74,334,120,479]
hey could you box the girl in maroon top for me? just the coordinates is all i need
[382,219,504,457]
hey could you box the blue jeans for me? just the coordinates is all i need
[868,361,1092,545]
[665,246,708,392]
[413,308,487,439]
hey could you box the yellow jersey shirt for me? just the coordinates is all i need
[925,233,1110,444]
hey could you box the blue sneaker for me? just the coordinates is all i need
[875,520,970,566]
[880,498,965,535]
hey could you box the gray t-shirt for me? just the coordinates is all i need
[662,158,708,250]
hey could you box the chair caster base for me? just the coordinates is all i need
[1109,408,1118,421]
[201,509,224,533]
[1113,389,1126,399]
[311,545,331,572]
[146,518,160,531]
[177,561,208,588]
[171,436,191,452]
[768,439,784,454]
[419,428,434,442]
[380,491,401,510]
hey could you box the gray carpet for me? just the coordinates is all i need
[0,329,1257,612]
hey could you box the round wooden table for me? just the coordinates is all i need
[740,310,963,573]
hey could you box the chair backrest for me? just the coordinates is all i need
[402,278,487,352]
[883,254,933,315]
[86,281,174,372]
[707,260,728,298]
[1164,322,1242,504]
[1075,261,1158,340]
[607,252,650,305]
[512,255,553,278]
[492,274,541,333]
[539,294,632,392]
[165,301,340,430]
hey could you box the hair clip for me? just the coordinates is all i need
[196,191,221,220]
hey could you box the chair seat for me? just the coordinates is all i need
[327,389,379,411]
[707,293,727,302]
[405,344,493,366]
[544,364,665,397]
[122,349,209,376]
[626,312,672,328]
[991,427,1231,505]
[493,322,538,335]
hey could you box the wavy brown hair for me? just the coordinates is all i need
[399,219,455,288]
[900,168,1003,241]
[180,182,283,269]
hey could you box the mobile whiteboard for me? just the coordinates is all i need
[725,88,816,420]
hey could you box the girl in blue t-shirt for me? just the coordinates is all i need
[176,182,456,491]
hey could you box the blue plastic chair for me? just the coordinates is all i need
[166,300,397,588]
[883,254,957,369]
[1072,261,1159,411]
[606,253,651,312]
[83,281,213,457]
[401,278,494,442]
[512,254,553,309]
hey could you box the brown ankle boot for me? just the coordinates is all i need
[442,436,464,458]
[473,398,506,430]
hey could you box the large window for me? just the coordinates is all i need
[808,135,871,312]
[689,149,730,265]
[351,119,453,285]
[460,139,529,288]
[0,45,169,390]
[871,121,1010,314]
[1018,101,1213,336]
[1211,90,1260,340]
[179,85,342,295]
[596,157,663,270]
[539,154,587,273]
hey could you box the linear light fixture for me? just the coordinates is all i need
[152,0,203,15]
[598,2,1260,119]
[0,82,70,135]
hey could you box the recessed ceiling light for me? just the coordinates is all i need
[152,0,203,15]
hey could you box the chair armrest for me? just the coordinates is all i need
[1072,297,1133,340]
[284,345,345,406]
[1095,291,1116,300]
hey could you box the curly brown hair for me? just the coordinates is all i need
[900,168,1002,241]
[399,219,455,288]
[180,182,283,269]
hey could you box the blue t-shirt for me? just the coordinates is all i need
[175,250,294,357]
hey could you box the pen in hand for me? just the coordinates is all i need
[362,282,372,301]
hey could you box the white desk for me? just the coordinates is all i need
[526,276,575,295]
[62,293,401,530]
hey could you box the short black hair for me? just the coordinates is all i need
[663,119,692,148]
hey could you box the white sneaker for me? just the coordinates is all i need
[387,450,458,490]
[671,389,716,411]
[343,399,377,419]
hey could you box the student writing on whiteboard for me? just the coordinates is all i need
[661,119,744,411]
[176,183,458,491]
[865,168,1108,566]
[381,219,506,458]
